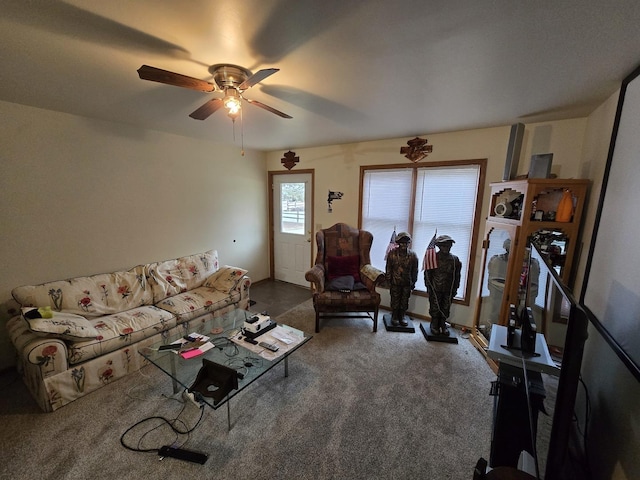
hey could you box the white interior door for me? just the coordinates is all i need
[273,173,312,286]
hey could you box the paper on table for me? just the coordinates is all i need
[180,349,202,359]
[230,326,304,360]
[270,328,297,345]
[179,341,215,359]
[173,332,212,358]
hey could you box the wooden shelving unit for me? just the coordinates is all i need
[470,178,590,361]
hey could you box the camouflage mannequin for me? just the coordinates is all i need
[424,235,461,335]
[385,232,418,326]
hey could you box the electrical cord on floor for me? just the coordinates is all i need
[126,365,157,402]
[119,401,206,454]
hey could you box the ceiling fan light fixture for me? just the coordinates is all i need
[223,89,241,115]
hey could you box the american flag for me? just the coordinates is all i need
[384,228,398,260]
[422,230,438,270]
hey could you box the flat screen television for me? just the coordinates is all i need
[580,63,640,382]
[526,242,589,479]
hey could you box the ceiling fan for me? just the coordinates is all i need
[137,63,292,121]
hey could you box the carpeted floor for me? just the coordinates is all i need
[0,299,496,480]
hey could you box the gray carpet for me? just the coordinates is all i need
[0,300,496,480]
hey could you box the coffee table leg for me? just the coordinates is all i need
[227,398,231,431]
[284,356,289,377]
[169,354,179,394]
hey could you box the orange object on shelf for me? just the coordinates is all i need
[556,189,574,222]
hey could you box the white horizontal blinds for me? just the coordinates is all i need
[362,164,481,299]
[413,165,480,298]
[362,169,412,271]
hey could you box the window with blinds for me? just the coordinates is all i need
[361,161,484,302]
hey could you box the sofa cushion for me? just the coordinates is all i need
[155,286,240,323]
[67,305,176,365]
[313,289,380,309]
[22,308,99,341]
[12,265,153,318]
[326,275,354,291]
[148,250,219,303]
[325,276,368,292]
[203,265,248,293]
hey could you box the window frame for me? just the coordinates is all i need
[358,159,486,305]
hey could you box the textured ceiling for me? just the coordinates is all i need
[2,0,640,151]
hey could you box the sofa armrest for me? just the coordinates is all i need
[305,265,326,293]
[360,264,385,291]
[232,274,251,298]
[6,315,69,375]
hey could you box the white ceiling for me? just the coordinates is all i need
[2,0,640,151]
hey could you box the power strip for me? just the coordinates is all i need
[182,389,203,408]
[158,446,208,464]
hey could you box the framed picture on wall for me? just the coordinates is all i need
[528,153,553,178]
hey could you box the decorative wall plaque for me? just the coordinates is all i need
[400,137,433,163]
[281,150,299,170]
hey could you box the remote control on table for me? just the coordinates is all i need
[158,344,179,351]
[259,341,279,352]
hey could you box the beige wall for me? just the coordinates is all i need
[573,92,621,290]
[266,118,588,326]
[0,100,271,370]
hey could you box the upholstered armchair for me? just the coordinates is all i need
[305,223,385,332]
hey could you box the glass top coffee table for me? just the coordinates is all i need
[140,308,312,429]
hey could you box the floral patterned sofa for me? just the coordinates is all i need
[6,249,250,412]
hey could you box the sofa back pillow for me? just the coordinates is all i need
[12,265,153,317]
[148,250,219,303]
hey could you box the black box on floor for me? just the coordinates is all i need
[489,363,546,468]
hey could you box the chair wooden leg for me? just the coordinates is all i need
[373,308,378,332]
[315,310,320,333]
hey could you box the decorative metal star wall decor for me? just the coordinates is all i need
[281,150,299,170]
[400,137,433,163]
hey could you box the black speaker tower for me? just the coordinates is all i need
[503,123,525,181]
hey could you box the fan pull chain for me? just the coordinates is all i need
[232,116,237,143]
[240,107,245,156]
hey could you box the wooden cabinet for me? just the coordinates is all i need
[470,178,589,360]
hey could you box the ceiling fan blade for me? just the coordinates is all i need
[189,98,224,120]
[246,99,292,118]
[137,65,216,92]
[238,68,279,90]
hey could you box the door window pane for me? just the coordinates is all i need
[281,182,305,234]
